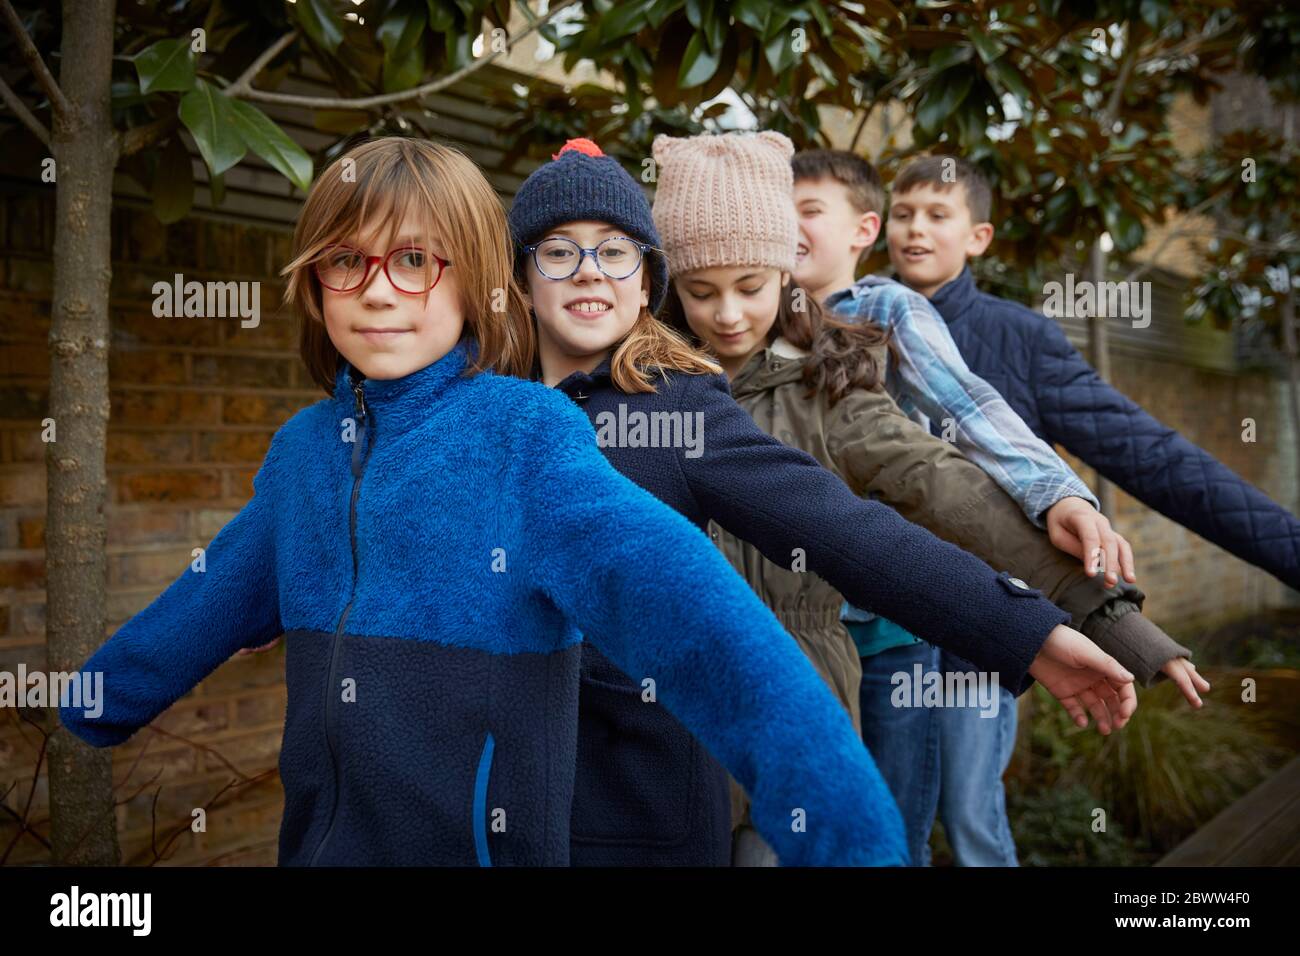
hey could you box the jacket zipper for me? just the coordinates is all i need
[309,379,371,866]
[473,732,496,867]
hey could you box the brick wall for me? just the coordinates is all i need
[1057,351,1297,634]
[0,190,313,865]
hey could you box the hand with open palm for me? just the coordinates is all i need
[1029,624,1138,735]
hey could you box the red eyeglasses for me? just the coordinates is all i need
[314,244,452,295]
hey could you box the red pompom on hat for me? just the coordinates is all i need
[552,137,605,160]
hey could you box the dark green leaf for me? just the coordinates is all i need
[384,44,425,91]
[134,38,196,95]
[179,81,246,176]
[209,171,226,207]
[731,0,767,32]
[379,3,428,57]
[915,69,974,132]
[297,0,346,53]
[679,30,720,87]
[987,59,1034,106]
[969,30,1004,64]
[599,0,655,43]
[228,98,314,192]
[647,0,684,29]
[764,29,796,74]
[808,2,834,37]
[153,135,193,224]
[704,5,726,54]
[928,43,972,73]
[426,0,456,31]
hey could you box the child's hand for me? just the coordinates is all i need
[1028,624,1137,735]
[1161,657,1210,708]
[1045,496,1136,587]
[236,637,282,657]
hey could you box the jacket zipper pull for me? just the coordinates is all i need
[351,381,368,477]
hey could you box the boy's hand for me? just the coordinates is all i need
[1162,657,1211,709]
[1028,624,1137,735]
[1045,496,1136,587]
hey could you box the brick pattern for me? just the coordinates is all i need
[1057,351,1296,636]
[1,194,316,866]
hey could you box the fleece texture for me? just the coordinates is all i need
[556,356,1072,865]
[930,267,1300,589]
[59,340,909,867]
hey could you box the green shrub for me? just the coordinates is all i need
[1015,681,1287,853]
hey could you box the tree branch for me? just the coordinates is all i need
[0,73,49,145]
[0,0,70,117]
[1101,22,1139,131]
[228,0,580,110]
[224,30,297,98]
[119,113,180,157]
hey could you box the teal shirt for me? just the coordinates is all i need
[848,616,922,658]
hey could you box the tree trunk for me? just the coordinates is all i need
[45,0,120,865]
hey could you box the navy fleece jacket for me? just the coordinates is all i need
[59,340,911,867]
[557,358,1072,865]
[930,267,1300,589]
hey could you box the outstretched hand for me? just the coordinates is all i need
[1162,657,1211,708]
[1029,624,1137,734]
[1045,496,1137,587]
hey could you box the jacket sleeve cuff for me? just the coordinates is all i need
[1081,601,1192,687]
[990,571,1070,695]
[1026,478,1102,529]
[59,705,135,748]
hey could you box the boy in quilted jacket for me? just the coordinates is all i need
[792,148,1213,866]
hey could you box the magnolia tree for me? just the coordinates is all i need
[0,0,1296,863]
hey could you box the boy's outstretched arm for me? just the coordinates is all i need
[514,396,910,866]
[828,279,1132,585]
[59,441,284,747]
[1031,316,1300,590]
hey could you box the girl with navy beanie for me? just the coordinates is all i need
[507,137,1198,866]
[58,136,931,867]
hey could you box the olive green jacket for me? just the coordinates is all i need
[716,338,1184,726]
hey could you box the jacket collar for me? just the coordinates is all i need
[553,354,614,402]
[332,337,476,433]
[928,266,980,325]
[730,337,807,399]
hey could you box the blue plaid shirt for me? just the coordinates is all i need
[826,275,1098,627]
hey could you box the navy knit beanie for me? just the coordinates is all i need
[508,138,670,314]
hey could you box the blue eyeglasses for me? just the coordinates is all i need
[524,236,661,281]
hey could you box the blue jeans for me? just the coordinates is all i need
[935,650,1019,867]
[858,641,941,867]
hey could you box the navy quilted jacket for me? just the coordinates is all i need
[59,340,916,867]
[929,267,1300,589]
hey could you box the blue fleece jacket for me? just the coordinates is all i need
[58,340,910,867]
[556,357,1073,865]
[930,267,1300,589]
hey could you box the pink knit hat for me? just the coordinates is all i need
[650,131,798,275]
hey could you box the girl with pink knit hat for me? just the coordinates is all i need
[648,129,1204,865]
[506,135,1181,866]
